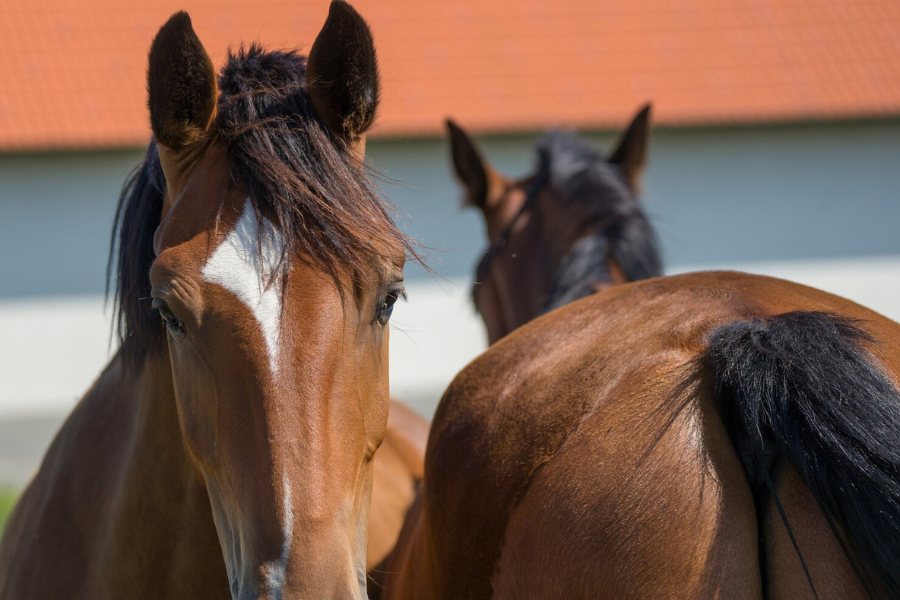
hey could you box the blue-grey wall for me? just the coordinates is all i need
[1,119,898,300]
[645,120,900,266]
[372,118,900,283]
[0,150,144,299]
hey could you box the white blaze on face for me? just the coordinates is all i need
[261,473,294,596]
[202,198,286,374]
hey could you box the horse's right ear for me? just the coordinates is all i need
[147,12,217,152]
[446,119,490,208]
[608,103,651,191]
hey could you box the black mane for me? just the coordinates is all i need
[110,45,415,365]
[108,143,166,363]
[536,130,662,312]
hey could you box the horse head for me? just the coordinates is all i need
[138,3,404,597]
[447,106,662,343]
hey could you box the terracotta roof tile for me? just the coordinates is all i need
[1,0,899,151]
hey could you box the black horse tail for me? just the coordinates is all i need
[705,311,900,599]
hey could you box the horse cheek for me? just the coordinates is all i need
[169,342,220,472]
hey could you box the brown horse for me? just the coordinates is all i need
[385,273,900,599]
[0,3,416,598]
[382,132,900,598]
[447,106,662,343]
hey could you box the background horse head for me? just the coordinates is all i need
[1,3,412,599]
[447,106,663,343]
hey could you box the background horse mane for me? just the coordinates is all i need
[536,130,663,311]
[110,44,417,366]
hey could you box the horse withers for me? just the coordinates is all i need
[0,3,413,599]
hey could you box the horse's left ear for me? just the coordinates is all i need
[608,103,651,191]
[307,1,380,156]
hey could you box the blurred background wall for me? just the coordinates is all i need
[1,0,899,487]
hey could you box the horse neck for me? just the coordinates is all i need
[119,348,205,498]
[99,348,226,593]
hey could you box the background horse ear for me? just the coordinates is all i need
[147,12,217,152]
[446,119,490,208]
[307,0,380,153]
[608,103,652,191]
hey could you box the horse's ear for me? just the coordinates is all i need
[608,103,651,191]
[307,1,380,154]
[446,119,490,208]
[147,12,217,152]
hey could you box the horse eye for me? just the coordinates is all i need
[151,298,187,339]
[377,286,404,326]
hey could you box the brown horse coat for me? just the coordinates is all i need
[369,399,428,569]
[384,271,900,599]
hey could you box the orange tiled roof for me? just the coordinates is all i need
[1,0,899,151]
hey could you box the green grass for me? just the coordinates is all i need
[0,488,19,535]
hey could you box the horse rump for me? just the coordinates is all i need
[705,311,900,599]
